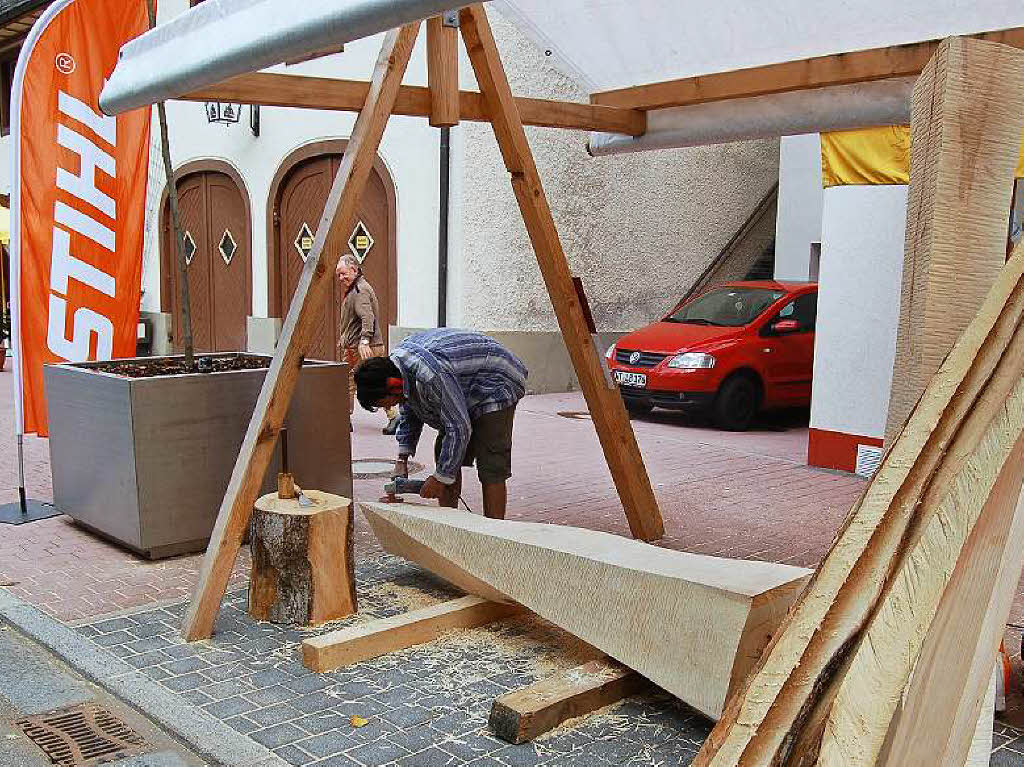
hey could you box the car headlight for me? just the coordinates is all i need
[668,352,715,369]
[605,343,616,360]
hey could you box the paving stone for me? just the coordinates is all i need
[989,750,1024,767]
[246,685,297,707]
[206,696,259,719]
[395,746,461,767]
[344,736,411,764]
[162,673,208,692]
[92,629,135,647]
[107,751,191,767]
[284,674,334,695]
[247,703,303,728]
[163,657,211,675]
[249,722,306,749]
[379,703,433,729]
[294,713,350,736]
[93,617,135,633]
[272,743,313,766]
[204,678,254,700]
[223,715,261,735]
[125,650,173,669]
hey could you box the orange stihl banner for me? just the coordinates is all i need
[11,0,152,436]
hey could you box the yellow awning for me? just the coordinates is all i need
[821,126,1024,187]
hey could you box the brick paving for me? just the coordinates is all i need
[4,355,1024,762]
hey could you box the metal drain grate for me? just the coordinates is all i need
[16,703,149,766]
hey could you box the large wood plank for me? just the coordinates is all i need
[884,37,1024,444]
[590,27,1024,111]
[691,229,1024,763]
[180,25,420,642]
[302,595,522,672]
[459,4,663,541]
[362,502,812,720]
[489,656,646,743]
[838,436,1024,767]
[182,72,647,136]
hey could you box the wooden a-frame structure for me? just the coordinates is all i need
[180,5,664,641]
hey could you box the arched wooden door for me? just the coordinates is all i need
[161,169,250,352]
[275,153,394,361]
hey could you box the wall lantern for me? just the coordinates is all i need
[205,102,260,137]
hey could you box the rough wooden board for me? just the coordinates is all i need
[489,656,646,744]
[459,4,664,541]
[180,25,419,642]
[834,436,1024,767]
[426,16,459,127]
[691,234,1024,765]
[248,490,356,625]
[966,670,997,767]
[302,595,523,672]
[182,72,647,136]
[361,502,811,720]
[589,27,1024,110]
[884,36,1024,444]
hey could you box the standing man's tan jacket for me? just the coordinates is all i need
[336,255,399,433]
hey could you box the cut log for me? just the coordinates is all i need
[361,502,812,720]
[489,656,646,744]
[302,595,522,672]
[884,36,1024,444]
[248,490,356,626]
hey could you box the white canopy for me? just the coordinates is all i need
[498,0,1024,93]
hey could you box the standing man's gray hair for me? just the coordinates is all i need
[338,254,361,270]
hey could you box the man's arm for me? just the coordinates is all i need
[432,371,472,485]
[354,289,376,358]
[395,403,423,459]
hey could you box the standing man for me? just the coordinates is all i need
[336,255,399,434]
[353,329,528,519]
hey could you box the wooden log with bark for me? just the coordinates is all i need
[248,490,356,626]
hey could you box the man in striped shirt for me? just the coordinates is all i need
[354,329,528,519]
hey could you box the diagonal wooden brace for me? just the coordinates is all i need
[459,4,664,541]
[180,23,421,642]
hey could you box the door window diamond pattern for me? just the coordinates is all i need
[348,221,374,263]
[219,229,238,266]
[181,231,197,266]
[294,222,315,262]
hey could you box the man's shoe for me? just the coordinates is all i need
[382,416,399,435]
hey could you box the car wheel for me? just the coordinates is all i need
[625,400,653,416]
[713,375,758,431]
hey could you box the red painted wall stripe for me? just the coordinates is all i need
[808,427,884,473]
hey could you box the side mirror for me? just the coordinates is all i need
[771,319,801,334]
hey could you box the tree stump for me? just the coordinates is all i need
[248,490,356,625]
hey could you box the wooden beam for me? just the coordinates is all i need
[182,72,647,136]
[877,440,1024,766]
[489,656,646,743]
[885,36,1024,444]
[361,502,812,720]
[692,193,1024,766]
[459,4,663,541]
[427,16,459,127]
[302,595,522,672]
[590,26,1024,111]
[179,23,420,642]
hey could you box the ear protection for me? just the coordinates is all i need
[385,377,404,393]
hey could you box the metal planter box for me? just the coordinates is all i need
[44,354,351,559]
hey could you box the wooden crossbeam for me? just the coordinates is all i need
[459,4,664,541]
[489,656,645,743]
[181,72,647,136]
[302,595,522,672]
[590,26,1024,111]
[180,24,420,642]
[426,15,459,127]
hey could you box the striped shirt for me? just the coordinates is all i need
[392,329,528,484]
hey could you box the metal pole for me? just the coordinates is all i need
[437,126,450,327]
[17,434,26,516]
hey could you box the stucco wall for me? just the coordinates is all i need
[451,9,780,334]
[810,184,907,440]
[775,134,823,282]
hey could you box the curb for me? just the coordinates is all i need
[0,589,288,767]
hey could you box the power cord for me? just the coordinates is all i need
[459,495,475,514]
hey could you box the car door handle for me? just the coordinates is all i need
[762,347,773,353]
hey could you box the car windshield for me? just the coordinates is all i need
[666,287,787,327]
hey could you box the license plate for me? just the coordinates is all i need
[614,371,647,387]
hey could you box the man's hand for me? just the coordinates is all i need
[357,342,374,361]
[419,476,446,499]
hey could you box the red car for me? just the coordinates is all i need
[606,281,818,430]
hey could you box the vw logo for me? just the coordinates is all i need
[629,351,641,365]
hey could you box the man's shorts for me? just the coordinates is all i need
[434,405,516,484]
